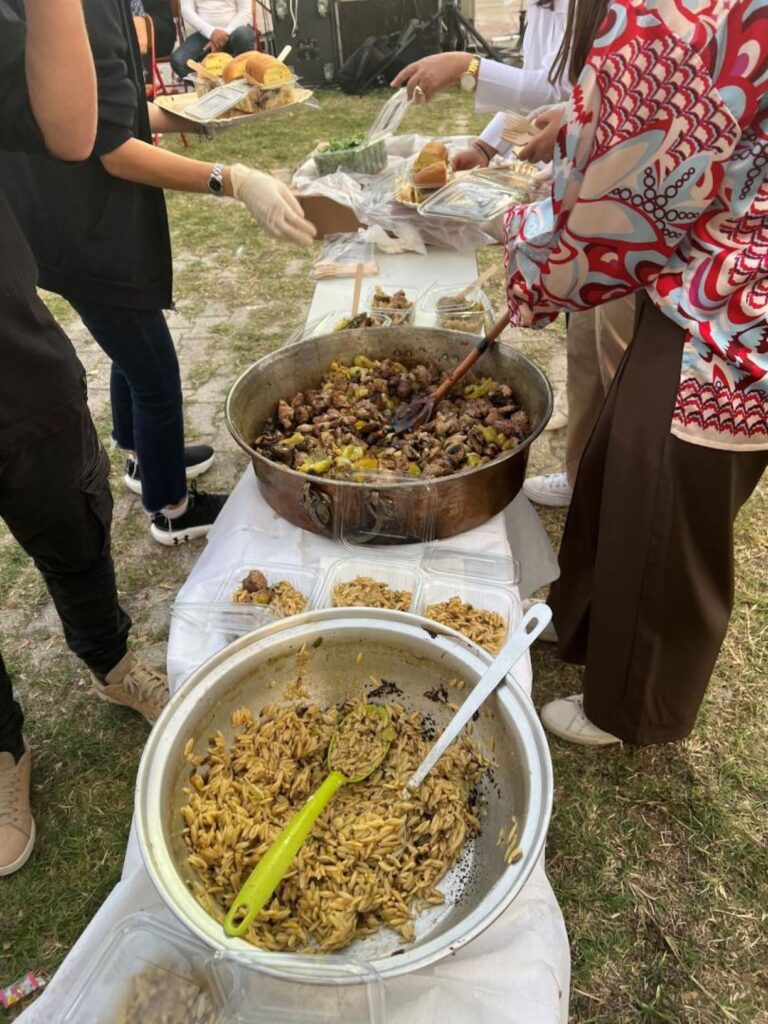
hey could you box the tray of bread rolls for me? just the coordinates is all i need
[162,50,314,125]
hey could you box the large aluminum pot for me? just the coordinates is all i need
[136,609,552,982]
[225,327,552,540]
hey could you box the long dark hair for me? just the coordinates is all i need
[549,0,610,85]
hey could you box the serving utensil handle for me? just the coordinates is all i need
[224,769,347,938]
[407,603,552,791]
[431,310,510,405]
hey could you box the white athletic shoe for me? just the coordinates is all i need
[523,472,573,507]
[540,694,621,746]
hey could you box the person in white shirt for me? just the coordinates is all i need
[171,0,253,78]
[392,0,569,169]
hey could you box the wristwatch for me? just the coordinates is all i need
[459,57,481,93]
[207,162,225,196]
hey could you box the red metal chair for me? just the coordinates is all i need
[139,14,189,147]
[155,0,192,95]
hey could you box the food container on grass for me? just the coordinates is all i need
[61,913,218,1023]
[416,573,521,655]
[365,285,418,325]
[423,284,493,335]
[136,609,552,980]
[316,556,423,612]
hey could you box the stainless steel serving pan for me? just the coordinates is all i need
[136,609,553,982]
[225,327,553,540]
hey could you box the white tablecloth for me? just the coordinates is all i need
[19,249,567,1023]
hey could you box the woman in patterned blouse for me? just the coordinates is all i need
[506,0,768,746]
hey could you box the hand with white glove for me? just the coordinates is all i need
[230,164,316,247]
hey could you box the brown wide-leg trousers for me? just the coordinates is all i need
[549,293,767,745]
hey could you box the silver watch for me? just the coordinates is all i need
[208,162,225,196]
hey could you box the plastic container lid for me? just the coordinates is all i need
[283,310,393,346]
[362,88,412,144]
[333,469,438,555]
[421,544,520,585]
[211,950,385,1023]
[417,175,533,222]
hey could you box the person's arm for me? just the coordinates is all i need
[148,102,198,135]
[224,0,250,34]
[100,138,315,245]
[180,0,214,38]
[474,59,571,117]
[503,1,744,328]
[25,0,97,159]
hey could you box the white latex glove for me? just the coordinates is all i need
[230,164,316,246]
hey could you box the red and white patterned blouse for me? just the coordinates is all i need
[504,0,768,451]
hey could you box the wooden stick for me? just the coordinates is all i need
[455,264,499,302]
[351,263,364,316]
[431,310,509,406]
[276,45,292,63]
[186,59,219,82]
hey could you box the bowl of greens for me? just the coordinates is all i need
[313,135,387,176]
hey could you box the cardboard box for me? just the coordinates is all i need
[296,194,362,239]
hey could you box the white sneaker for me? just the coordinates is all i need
[521,599,558,643]
[523,472,573,507]
[540,694,621,746]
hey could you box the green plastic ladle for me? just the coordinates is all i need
[224,702,393,938]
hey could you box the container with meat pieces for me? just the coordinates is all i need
[254,355,531,480]
[365,285,417,325]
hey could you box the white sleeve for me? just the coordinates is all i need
[474,58,571,116]
[181,1,214,37]
[479,112,513,157]
[224,0,251,32]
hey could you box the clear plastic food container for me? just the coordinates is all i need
[213,562,321,617]
[316,556,423,612]
[422,284,493,335]
[416,573,521,652]
[61,913,218,1023]
[282,310,392,346]
[365,284,418,325]
[333,470,438,556]
[418,175,534,222]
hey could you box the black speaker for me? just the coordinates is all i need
[271,0,341,86]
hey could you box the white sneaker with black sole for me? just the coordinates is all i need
[150,488,228,546]
[124,444,215,495]
[523,472,573,507]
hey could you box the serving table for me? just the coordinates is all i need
[18,248,567,1024]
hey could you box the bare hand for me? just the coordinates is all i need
[390,52,473,102]
[451,146,489,172]
[518,107,565,164]
[205,28,229,52]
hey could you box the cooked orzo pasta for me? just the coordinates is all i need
[331,576,411,611]
[181,698,488,953]
[424,596,506,653]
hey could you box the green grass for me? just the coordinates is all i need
[1,89,766,1022]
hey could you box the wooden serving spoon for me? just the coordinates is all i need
[391,309,510,435]
[454,263,499,303]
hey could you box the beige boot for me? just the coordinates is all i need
[0,746,35,876]
[89,653,170,725]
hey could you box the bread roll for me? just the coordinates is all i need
[222,50,262,82]
[413,161,448,188]
[244,52,292,86]
[201,51,233,76]
[414,141,449,171]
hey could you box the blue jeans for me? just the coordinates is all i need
[170,25,255,79]
[70,303,186,514]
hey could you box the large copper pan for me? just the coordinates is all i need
[225,326,552,541]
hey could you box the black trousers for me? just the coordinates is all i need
[550,293,767,744]
[0,397,132,751]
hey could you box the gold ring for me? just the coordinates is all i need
[414,85,425,97]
